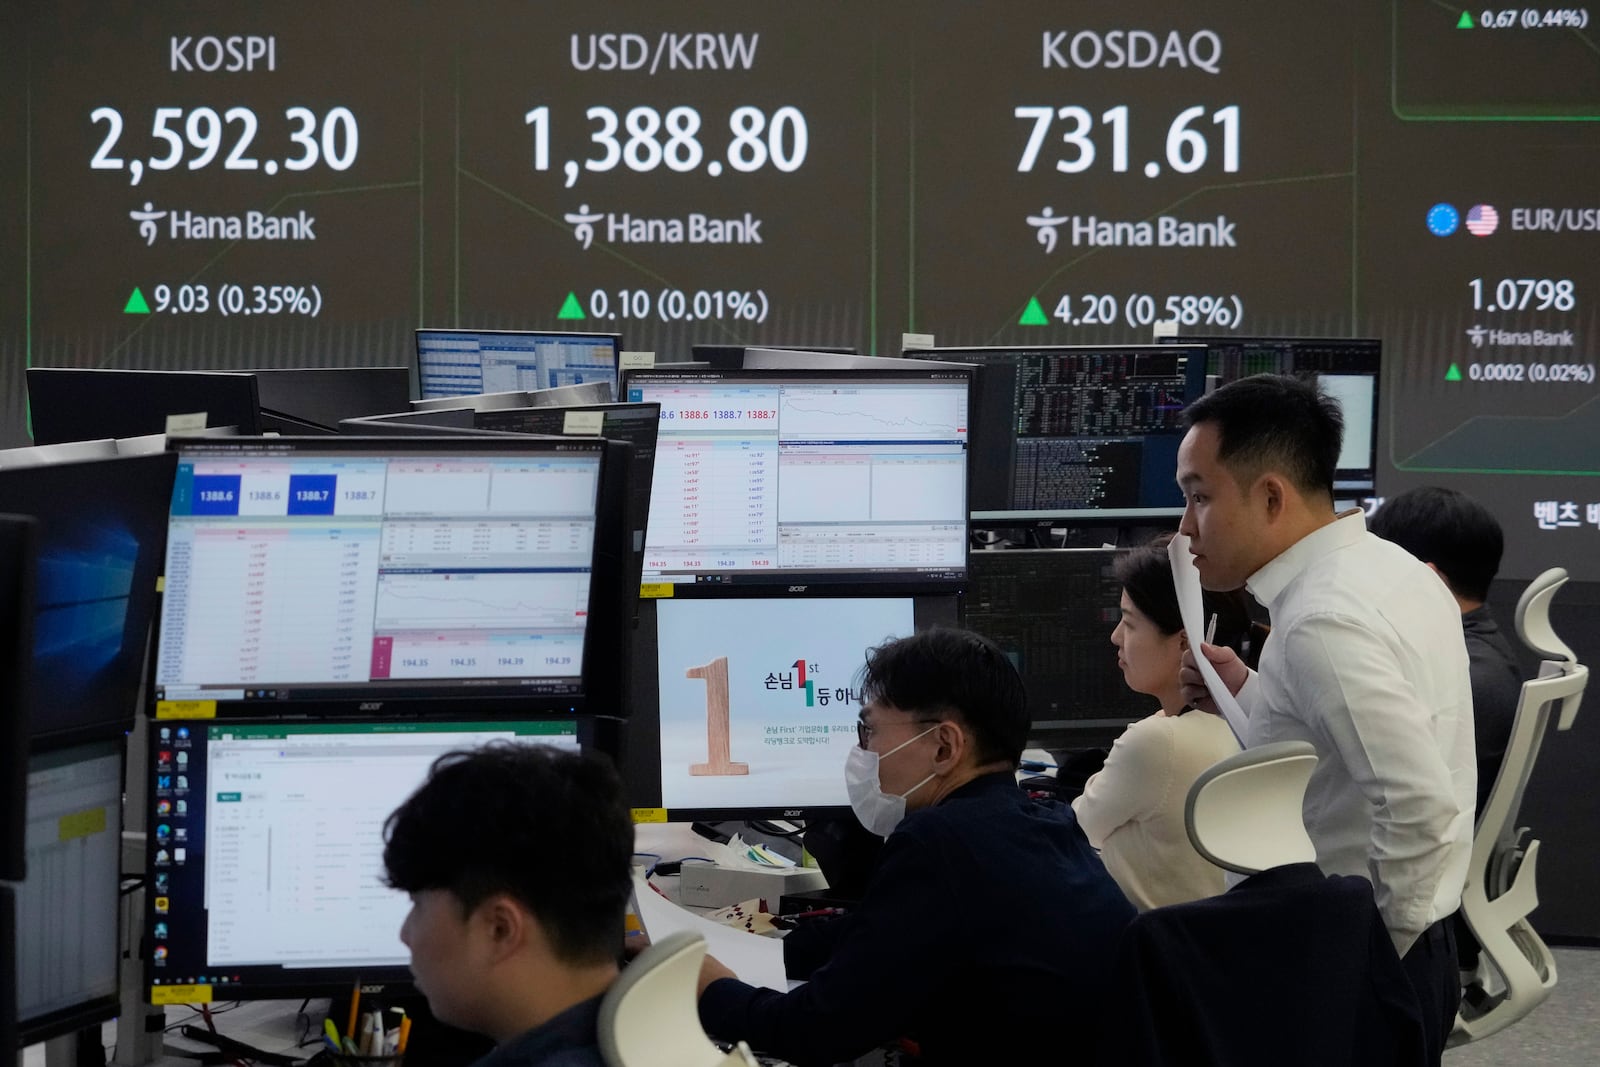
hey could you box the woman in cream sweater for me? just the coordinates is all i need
[1072,535,1252,911]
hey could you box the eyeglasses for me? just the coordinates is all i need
[856,717,944,750]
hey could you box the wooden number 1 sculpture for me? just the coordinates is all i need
[686,656,749,776]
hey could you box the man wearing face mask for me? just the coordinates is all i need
[695,629,1135,1066]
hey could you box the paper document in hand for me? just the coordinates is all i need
[632,875,790,992]
[1167,534,1250,744]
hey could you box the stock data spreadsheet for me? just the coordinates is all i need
[154,448,600,699]
[629,376,969,581]
[18,743,122,1025]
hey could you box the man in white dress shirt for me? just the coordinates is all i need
[1175,374,1474,1066]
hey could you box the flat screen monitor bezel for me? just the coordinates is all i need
[901,344,1208,526]
[621,593,961,822]
[1,885,15,1056]
[247,367,414,433]
[26,368,264,446]
[142,715,600,1001]
[148,435,617,721]
[619,366,975,595]
[472,402,662,604]
[414,328,622,401]
[17,738,125,1046]
[965,547,1153,732]
[1,453,178,751]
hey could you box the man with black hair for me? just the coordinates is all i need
[1174,374,1474,1066]
[383,744,634,1067]
[696,628,1134,1067]
[1370,486,1523,816]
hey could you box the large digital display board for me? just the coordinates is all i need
[2,2,1597,577]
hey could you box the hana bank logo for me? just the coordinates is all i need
[131,202,167,245]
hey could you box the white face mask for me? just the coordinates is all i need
[845,725,940,838]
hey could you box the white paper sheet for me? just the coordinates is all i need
[632,875,790,993]
[1167,533,1250,745]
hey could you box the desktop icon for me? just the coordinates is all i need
[174,827,187,842]
[155,824,171,842]
[157,775,172,790]
[176,775,188,790]
[159,727,171,741]
[175,800,188,815]
[154,849,170,865]
[177,726,191,740]
[158,749,172,766]
[174,847,187,863]
[156,800,172,816]
[154,896,170,913]
[153,922,168,940]
[153,946,168,963]
[177,751,189,765]
[154,873,169,892]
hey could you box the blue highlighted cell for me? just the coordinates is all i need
[287,474,338,515]
[190,475,242,516]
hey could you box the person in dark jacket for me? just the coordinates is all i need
[383,744,634,1067]
[1370,485,1526,978]
[1369,486,1524,815]
[696,628,1135,1066]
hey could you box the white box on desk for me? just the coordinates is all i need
[678,863,828,910]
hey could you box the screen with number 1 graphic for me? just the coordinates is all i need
[152,436,608,717]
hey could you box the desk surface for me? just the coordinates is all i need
[21,999,329,1067]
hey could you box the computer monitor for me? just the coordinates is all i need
[115,427,240,457]
[901,345,1208,525]
[1,886,15,1056]
[692,344,857,370]
[144,717,591,1000]
[474,404,661,611]
[622,594,959,821]
[412,390,533,413]
[339,408,498,436]
[17,739,123,1044]
[0,440,119,468]
[150,436,622,719]
[526,381,616,407]
[247,368,413,433]
[26,369,263,445]
[416,329,621,400]
[1163,335,1383,497]
[742,350,964,372]
[622,366,972,592]
[0,454,178,749]
[0,516,36,882]
[964,549,1148,739]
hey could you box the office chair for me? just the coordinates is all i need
[1450,567,1588,1047]
[1185,741,1319,875]
[598,931,759,1067]
[1097,741,1426,1066]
